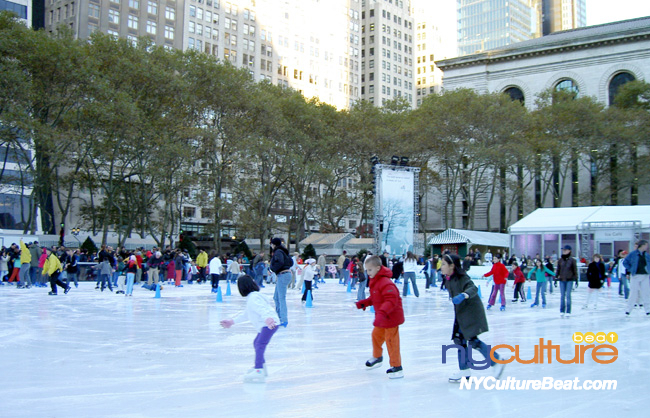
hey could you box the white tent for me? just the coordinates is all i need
[428,229,509,248]
[508,205,650,260]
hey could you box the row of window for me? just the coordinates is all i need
[88,3,175,21]
[48,2,75,24]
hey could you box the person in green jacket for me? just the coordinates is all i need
[528,258,555,308]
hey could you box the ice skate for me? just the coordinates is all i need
[486,305,492,310]
[449,369,471,383]
[500,306,506,311]
[492,362,506,380]
[530,303,538,308]
[386,366,403,379]
[243,368,266,383]
[365,356,383,369]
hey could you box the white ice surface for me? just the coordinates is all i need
[1,279,648,418]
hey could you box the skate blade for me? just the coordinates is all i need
[365,362,383,370]
[388,371,404,379]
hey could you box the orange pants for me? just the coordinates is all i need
[175,270,182,286]
[372,326,401,368]
[8,268,20,282]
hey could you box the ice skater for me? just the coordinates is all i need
[483,253,508,310]
[623,240,650,316]
[528,258,555,308]
[510,262,526,302]
[402,251,419,297]
[442,254,505,382]
[301,258,316,302]
[44,247,70,295]
[270,238,293,327]
[355,255,405,379]
[220,275,279,383]
[125,255,138,296]
[557,245,578,317]
[584,254,606,310]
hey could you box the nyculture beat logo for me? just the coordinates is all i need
[442,332,618,370]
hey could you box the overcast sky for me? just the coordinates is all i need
[587,0,650,25]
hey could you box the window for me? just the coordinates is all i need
[205,10,211,22]
[201,208,214,219]
[189,5,196,17]
[196,23,203,36]
[189,21,195,33]
[127,35,138,46]
[608,72,635,106]
[128,14,138,29]
[147,1,158,15]
[197,7,203,20]
[231,19,237,31]
[555,79,579,96]
[88,22,98,33]
[108,9,119,24]
[129,0,139,9]
[504,87,524,104]
[183,207,196,218]
[225,17,230,29]
[165,6,175,20]
[107,29,118,37]
[88,3,99,18]
[146,20,157,35]
[164,25,174,39]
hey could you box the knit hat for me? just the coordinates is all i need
[270,238,283,247]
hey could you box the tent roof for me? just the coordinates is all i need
[509,206,650,234]
[300,233,353,247]
[428,229,509,248]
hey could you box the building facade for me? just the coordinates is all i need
[360,0,415,107]
[457,0,533,57]
[0,0,31,26]
[536,0,586,36]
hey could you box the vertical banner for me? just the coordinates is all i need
[379,169,414,256]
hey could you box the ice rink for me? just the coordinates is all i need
[1,278,648,418]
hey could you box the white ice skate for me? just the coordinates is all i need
[243,368,266,383]
[449,369,471,383]
[492,362,506,380]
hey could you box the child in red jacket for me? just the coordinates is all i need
[511,262,526,303]
[484,254,509,311]
[355,255,405,379]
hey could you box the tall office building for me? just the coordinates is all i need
[535,0,586,36]
[43,0,361,110]
[457,0,533,56]
[1,0,31,26]
[360,0,415,107]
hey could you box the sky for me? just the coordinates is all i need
[587,0,650,25]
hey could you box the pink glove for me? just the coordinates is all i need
[265,317,276,329]
[220,319,234,328]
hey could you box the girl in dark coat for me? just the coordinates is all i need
[584,254,606,310]
[442,254,505,383]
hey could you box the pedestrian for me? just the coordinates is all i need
[270,238,293,327]
[174,250,184,287]
[623,240,650,316]
[29,241,40,287]
[510,262,526,303]
[18,239,32,288]
[220,275,279,383]
[196,249,208,283]
[337,251,347,284]
[356,257,367,301]
[483,253,508,310]
[125,255,138,296]
[355,255,405,379]
[65,249,80,288]
[584,254,606,310]
[166,257,176,285]
[557,245,578,317]
[402,251,419,297]
[442,254,505,382]
[528,258,555,308]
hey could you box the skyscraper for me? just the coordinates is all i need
[360,0,415,107]
[457,0,533,56]
[536,0,586,36]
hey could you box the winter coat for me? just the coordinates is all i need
[29,246,40,267]
[358,266,404,329]
[512,266,526,284]
[403,259,418,273]
[167,260,176,278]
[483,262,508,285]
[232,291,280,333]
[38,250,47,268]
[557,255,578,281]
[174,254,184,271]
[302,264,316,282]
[587,261,606,289]
[19,240,31,264]
[391,261,404,279]
[196,251,208,268]
[270,247,292,274]
[0,255,8,271]
[45,253,62,276]
[446,270,488,340]
[208,256,222,275]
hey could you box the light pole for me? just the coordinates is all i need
[71,228,81,246]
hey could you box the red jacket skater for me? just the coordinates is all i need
[483,261,509,285]
[358,266,405,328]
[512,266,526,284]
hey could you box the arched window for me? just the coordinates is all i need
[504,86,525,105]
[608,71,636,106]
[555,79,579,96]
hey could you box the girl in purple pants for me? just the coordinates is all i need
[221,275,280,383]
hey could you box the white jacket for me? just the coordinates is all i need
[208,257,222,275]
[403,259,418,273]
[302,264,316,281]
[232,292,280,332]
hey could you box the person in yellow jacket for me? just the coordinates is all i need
[44,247,70,295]
[196,249,208,283]
[19,239,33,288]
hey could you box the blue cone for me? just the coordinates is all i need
[370,305,375,313]
[225,281,232,296]
[346,281,352,293]
[478,285,482,298]
[302,281,306,293]
[406,282,411,296]
[306,290,313,308]
[216,287,223,302]
[154,283,161,299]
[527,286,532,300]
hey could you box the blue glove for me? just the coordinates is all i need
[452,293,467,305]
